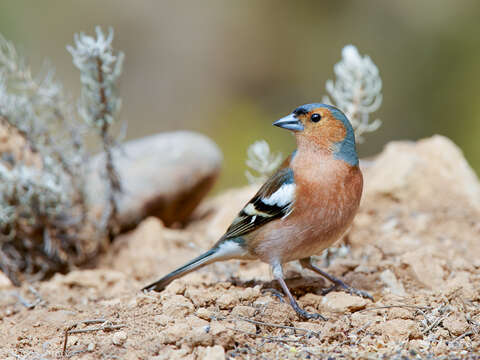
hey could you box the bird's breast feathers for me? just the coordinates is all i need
[248,153,363,263]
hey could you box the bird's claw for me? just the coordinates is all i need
[262,288,285,303]
[348,287,374,301]
[296,308,328,321]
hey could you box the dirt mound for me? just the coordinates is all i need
[1,135,479,359]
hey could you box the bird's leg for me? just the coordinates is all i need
[300,257,373,301]
[272,263,327,320]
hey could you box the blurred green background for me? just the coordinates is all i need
[1,0,479,190]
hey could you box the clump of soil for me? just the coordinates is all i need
[1,135,479,359]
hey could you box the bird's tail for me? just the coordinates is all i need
[142,248,219,292]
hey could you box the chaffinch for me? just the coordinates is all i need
[143,103,372,320]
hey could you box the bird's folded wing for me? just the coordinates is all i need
[223,167,296,239]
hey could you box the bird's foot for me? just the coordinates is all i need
[294,307,328,321]
[321,280,373,301]
[262,287,285,303]
[289,301,327,321]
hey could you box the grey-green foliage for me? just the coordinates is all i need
[245,140,283,184]
[67,26,124,235]
[0,32,85,232]
[323,45,382,143]
[67,27,124,128]
[0,27,123,284]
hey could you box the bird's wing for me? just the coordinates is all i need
[223,166,296,239]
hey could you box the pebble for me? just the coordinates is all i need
[158,322,190,345]
[216,293,236,309]
[112,331,127,346]
[321,292,368,313]
[197,345,225,360]
[374,319,420,340]
[400,248,445,289]
[442,314,469,336]
[231,305,256,318]
[380,269,406,296]
[162,294,195,317]
[0,272,12,288]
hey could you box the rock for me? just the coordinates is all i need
[386,307,414,320]
[185,286,218,307]
[400,248,445,289]
[443,272,476,301]
[231,305,256,318]
[196,307,215,320]
[87,131,222,230]
[208,320,235,348]
[236,286,261,301]
[364,135,480,211]
[380,269,406,296]
[234,319,257,334]
[321,292,368,313]
[162,295,195,317]
[0,272,12,288]
[112,331,127,346]
[216,293,237,309]
[442,314,469,336]
[292,321,324,335]
[186,315,210,328]
[374,319,420,340]
[158,322,190,344]
[197,345,225,360]
[151,347,191,360]
[154,314,171,326]
[184,316,212,346]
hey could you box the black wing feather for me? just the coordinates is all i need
[223,167,295,239]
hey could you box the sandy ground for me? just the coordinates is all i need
[1,136,480,359]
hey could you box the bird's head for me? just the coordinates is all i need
[273,103,358,166]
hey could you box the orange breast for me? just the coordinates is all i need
[248,152,363,264]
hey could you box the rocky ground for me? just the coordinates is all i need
[1,135,479,359]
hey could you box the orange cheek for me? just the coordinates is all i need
[323,119,347,142]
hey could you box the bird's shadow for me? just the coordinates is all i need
[228,272,329,301]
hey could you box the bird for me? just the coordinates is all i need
[143,103,372,320]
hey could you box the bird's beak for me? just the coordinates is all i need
[273,114,304,131]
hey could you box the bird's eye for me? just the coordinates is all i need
[311,113,321,123]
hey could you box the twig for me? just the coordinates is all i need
[68,324,126,335]
[14,287,44,309]
[453,331,474,342]
[352,321,372,336]
[235,316,321,338]
[78,318,107,325]
[357,304,430,313]
[28,285,44,304]
[226,326,304,344]
[14,293,38,309]
[422,312,450,334]
[97,57,121,240]
[62,319,126,356]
